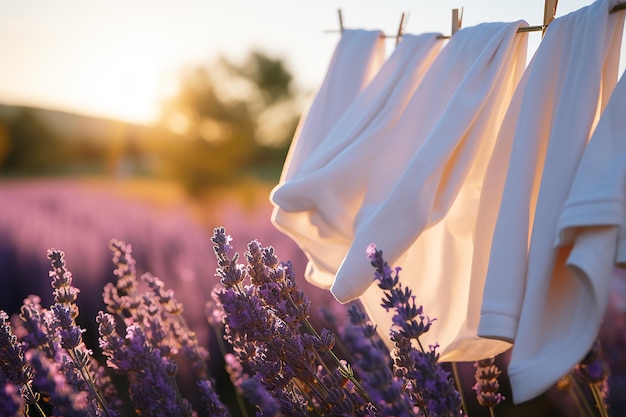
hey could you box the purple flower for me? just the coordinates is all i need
[404,341,462,417]
[367,244,435,345]
[211,228,376,415]
[97,311,128,372]
[48,250,80,317]
[109,238,138,295]
[18,295,54,356]
[343,304,417,417]
[240,377,281,417]
[472,356,505,409]
[0,380,22,416]
[47,248,113,416]
[141,271,211,379]
[0,310,35,397]
[197,379,231,417]
[102,282,124,316]
[120,324,185,416]
[105,239,145,332]
[367,244,463,417]
[51,304,84,350]
[367,244,400,291]
[212,227,245,287]
[574,340,609,385]
[144,273,183,314]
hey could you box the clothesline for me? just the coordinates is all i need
[520,0,626,32]
[328,1,626,39]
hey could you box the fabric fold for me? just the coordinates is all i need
[278,29,386,185]
[477,0,625,403]
[556,70,626,250]
[271,32,444,288]
[321,20,528,362]
[549,67,626,402]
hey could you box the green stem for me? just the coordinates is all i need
[589,383,609,417]
[570,375,595,417]
[69,348,112,417]
[174,313,210,379]
[451,362,468,417]
[291,379,325,416]
[568,383,590,417]
[25,385,47,417]
[291,296,375,407]
[416,337,425,353]
[169,374,192,417]
[212,325,250,417]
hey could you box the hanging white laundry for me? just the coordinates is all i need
[272,32,444,289]
[477,0,625,403]
[552,72,626,391]
[279,29,386,184]
[556,70,626,265]
[276,20,527,363]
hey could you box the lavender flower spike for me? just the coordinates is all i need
[211,227,378,415]
[109,238,138,295]
[366,244,435,345]
[47,248,113,417]
[473,356,505,410]
[0,310,41,414]
[367,243,463,417]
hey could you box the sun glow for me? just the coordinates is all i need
[0,0,620,128]
[0,1,187,126]
[79,46,163,125]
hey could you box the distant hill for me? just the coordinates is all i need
[0,103,172,177]
[0,103,160,144]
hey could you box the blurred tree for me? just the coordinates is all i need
[1,109,73,175]
[157,50,302,195]
[233,51,294,105]
[0,124,9,168]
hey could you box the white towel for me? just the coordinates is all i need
[316,20,528,362]
[272,32,444,289]
[552,51,626,404]
[477,0,625,403]
[279,29,386,184]
[556,71,626,255]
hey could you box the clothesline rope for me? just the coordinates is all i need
[519,0,625,33]
[327,1,626,38]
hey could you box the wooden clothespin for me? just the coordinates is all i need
[437,8,464,39]
[611,2,626,13]
[542,0,558,36]
[338,9,344,33]
[452,7,464,36]
[395,12,407,45]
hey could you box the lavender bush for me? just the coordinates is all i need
[0,225,616,416]
[0,180,331,355]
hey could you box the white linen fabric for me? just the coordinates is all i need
[557,70,626,264]
[272,32,444,289]
[279,29,386,184]
[477,0,625,403]
[328,20,528,362]
[274,20,528,362]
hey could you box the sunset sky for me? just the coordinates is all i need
[0,0,622,125]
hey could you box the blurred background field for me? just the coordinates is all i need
[0,43,318,319]
[0,44,341,415]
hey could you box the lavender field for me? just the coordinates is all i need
[0,178,337,330]
[1,178,626,416]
